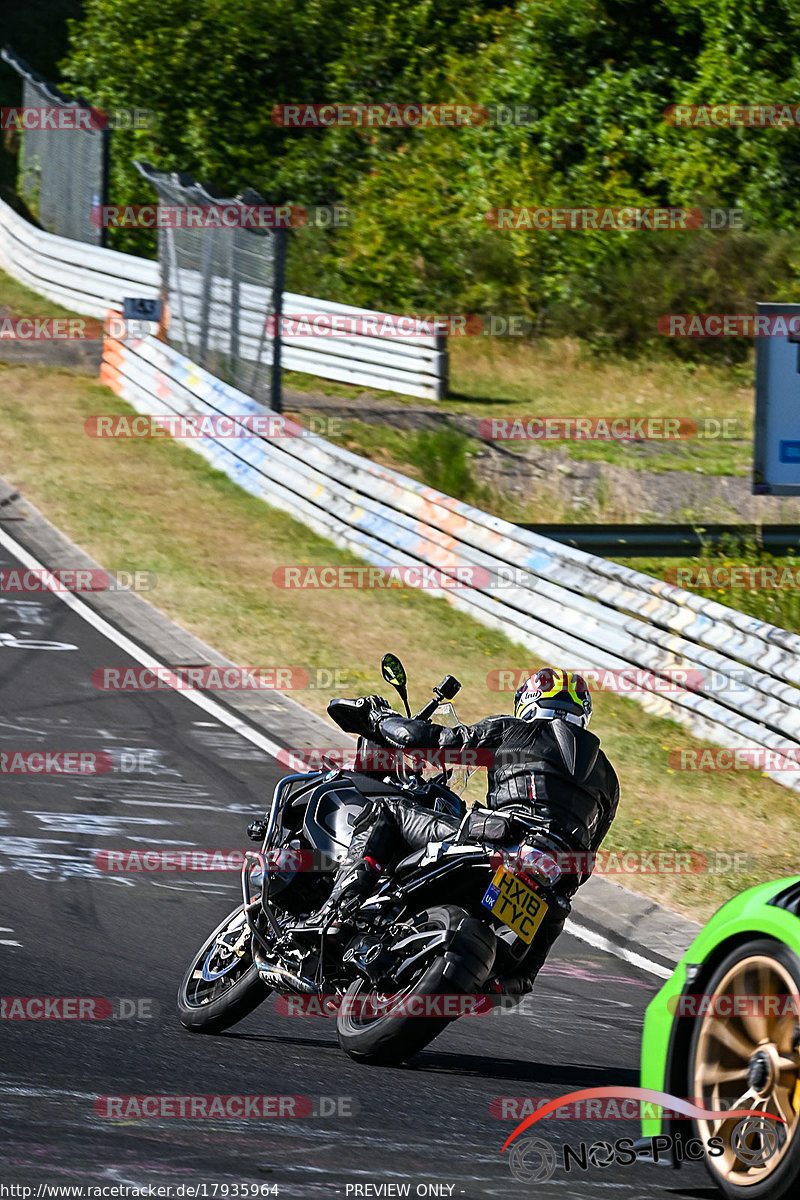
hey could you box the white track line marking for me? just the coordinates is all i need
[565,918,672,979]
[0,528,287,761]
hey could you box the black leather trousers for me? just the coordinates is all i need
[330,797,459,900]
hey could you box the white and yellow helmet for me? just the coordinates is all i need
[514,668,592,728]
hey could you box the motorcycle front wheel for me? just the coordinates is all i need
[336,903,496,1066]
[177,905,270,1034]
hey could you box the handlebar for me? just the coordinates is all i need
[329,672,461,733]
[331,693,444,730]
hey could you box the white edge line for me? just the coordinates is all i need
[565,919,673,979]
[0,940,23,947]
[0,525,675,982]
[0,526,287,762]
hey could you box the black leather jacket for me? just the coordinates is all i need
[374,711,619,856]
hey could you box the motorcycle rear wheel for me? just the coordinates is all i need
[336,903,495,1066]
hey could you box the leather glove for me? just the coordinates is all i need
[362,694,391,737]
[327,695,392,737]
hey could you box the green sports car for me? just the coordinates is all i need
[640,877,800,1198]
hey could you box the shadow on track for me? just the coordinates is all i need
[407,1050,639,1088]
[219,1030,637,1089]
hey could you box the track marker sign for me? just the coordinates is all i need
[122,297,162,322]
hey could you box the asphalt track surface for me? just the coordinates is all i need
[0,539,718,1200]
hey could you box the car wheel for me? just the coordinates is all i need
[688,938,800,1198]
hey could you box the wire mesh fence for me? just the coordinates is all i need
[1,45,109,247]
[135,162,286,411]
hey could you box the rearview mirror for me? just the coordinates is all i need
[381,653,406,689]
[381,652,411,717]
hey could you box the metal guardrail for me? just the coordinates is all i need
[0,197,447,399]
[0,194,160,317]
[99,324,800,794]
[523,524,800,557]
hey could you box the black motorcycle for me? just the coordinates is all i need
[177,653,570,1064]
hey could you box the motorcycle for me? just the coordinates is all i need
[177,653,571,1064]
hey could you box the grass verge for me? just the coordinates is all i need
[623,540,800,635]
[286,336,754,477]
[1,358,798,923]
[0,269,82,321]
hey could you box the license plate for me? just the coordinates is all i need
[482,867,549,945]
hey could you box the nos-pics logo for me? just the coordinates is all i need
[501,1088,784,1183]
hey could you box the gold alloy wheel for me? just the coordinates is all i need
[692,954,800,1187]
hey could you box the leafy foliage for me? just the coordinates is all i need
[55,0,800,349]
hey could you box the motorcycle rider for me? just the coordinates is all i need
[295,667,619,994]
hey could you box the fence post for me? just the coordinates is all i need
[99,124,111,251]
[271,229,286,414]
[197,225,216,371]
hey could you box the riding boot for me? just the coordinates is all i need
[291,804,397,936]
